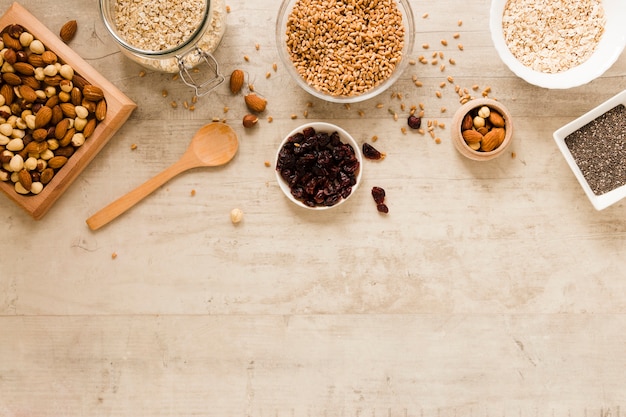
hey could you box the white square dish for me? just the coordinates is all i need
[553,89,626,210]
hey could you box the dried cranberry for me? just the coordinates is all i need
[362,142,384,160]
[371,186,385,204]
[371,186,388,213]
[276,127,359,208]
[407,115,422,129]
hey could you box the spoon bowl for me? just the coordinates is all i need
[86,122,239,230]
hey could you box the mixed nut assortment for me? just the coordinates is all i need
[0,23,107,195]
[460,106,506,152]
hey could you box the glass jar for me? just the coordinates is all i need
[99,0,227,96]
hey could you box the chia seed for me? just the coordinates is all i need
[564,104,626,196]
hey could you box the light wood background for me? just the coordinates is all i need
[1,0,626,416]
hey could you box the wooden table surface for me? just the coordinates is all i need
[1,0,626,415]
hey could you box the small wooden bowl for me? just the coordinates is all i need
[0,2,136,219]
[451,98,514,161]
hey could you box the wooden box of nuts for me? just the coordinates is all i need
[451,98,514,161]
[0,2,136,219]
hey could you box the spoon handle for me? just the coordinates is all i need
[86,159,193,231]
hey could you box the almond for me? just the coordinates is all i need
[13,62,35,76]
[462,129,483,144]
[242,114,258,128]
[0,84,14,105]
[244,93,267,113]
[59,20,77,43]
[51,105,64,125]
[47,156,68,169]
[17,169,32,191]
[59,127,75,147]
[2,32,22,51]
[59,103,77,119]
[18,84,38,103]
[229,69,244,94]
[28,53,45,67]
[95,99,107,121]
[41,50,58,65]
[72,74,90,90]
[32,128,49,142]
[82,85,104,101]
[40,168,55,184]
[44,75,63,87]
[21,75,40,90]
[34,106,53,129]
[481,128,505,152]
[54,118,70,140]
[488,111,505,128]
[461,113,474,131]
[82,118,97,138]
[70,87,82,106]
[2,72,22,86]
[45,94,60,109]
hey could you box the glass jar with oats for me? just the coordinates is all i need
[99,0,226,95]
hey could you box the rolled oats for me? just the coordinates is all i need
[502,0,605,73]
[113,0,226,72]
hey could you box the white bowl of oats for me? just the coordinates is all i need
[490,0,626,89]
[276,0,415,103]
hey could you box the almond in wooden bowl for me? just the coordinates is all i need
[0,3,136,219]
[451,98,514,161]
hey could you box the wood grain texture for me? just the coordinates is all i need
[0,0,625,415]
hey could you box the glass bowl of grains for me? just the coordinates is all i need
[276,0,415,103]
[99,0,227,96]
[490,0,626,89]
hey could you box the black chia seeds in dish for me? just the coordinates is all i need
[564,104,626,196]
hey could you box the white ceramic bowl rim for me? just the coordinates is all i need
[275,0,415,103]
[490,0,626,89]
[553,89,626,210]
[275,122,363,210]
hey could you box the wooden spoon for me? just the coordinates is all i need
[86,122,239,231]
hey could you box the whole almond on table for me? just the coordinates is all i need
[59,20,77,43]
[229,69,244,94]
[242,114,258,128]
[244,93,267,113]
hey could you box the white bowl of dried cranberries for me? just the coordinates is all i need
[275,122,362,209]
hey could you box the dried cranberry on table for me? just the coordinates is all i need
[371,186,389,213]
[407,115,422,129]
[276,127,360,207]
[362,142,385,160]
[371,186,385,204]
